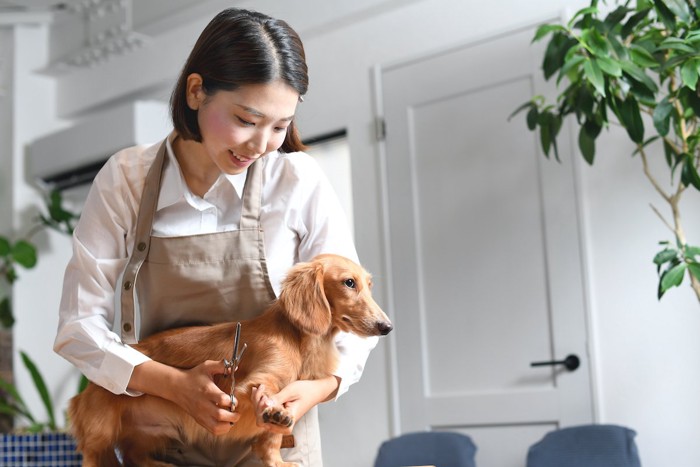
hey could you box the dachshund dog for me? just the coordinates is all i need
[69,254,393,467]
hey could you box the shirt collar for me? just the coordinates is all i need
[157,132,250,210]
[156,132,187,211]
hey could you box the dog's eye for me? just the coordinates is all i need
[343,279,356,289]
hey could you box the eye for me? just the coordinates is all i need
[237,116,254,127]
[343,278,356,289]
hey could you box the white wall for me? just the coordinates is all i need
[7,1,700,466]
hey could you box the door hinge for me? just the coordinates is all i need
[375,117,386,142]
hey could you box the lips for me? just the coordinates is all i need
[229,150,255,168]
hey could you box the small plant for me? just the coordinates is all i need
[0,351,88,433]
[0,352,57,432]
[0,191,79,328]
[511,0,700,302]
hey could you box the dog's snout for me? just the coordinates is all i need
[377,321,393,335]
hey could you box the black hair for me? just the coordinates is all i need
[170,8,308,151]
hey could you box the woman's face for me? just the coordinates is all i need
[190,78,300,175]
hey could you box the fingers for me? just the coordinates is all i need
[180,361,243,436]
[201,359,230,376]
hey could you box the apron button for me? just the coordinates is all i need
[123,281,133,290]
[137,242,147,252]
[123,322,132,333]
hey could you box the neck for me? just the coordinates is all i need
[172,137,219,197]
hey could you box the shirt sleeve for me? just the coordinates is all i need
[291,153,380,399]
[53,151,151,396]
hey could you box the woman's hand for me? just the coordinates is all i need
[129,359,239,435]
[252,376,340,434]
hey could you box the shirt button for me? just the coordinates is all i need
[123,281,133,290]
[123,322,132,333]
[137,242,147,252]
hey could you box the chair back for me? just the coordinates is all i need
[527,424,642,467]
[374,431,477,467]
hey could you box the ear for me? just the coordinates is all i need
[185,73,205,110]
[279,261,332,335]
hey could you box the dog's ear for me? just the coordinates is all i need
[278,261,332,335]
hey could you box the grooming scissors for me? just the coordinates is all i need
[224,322,247,411]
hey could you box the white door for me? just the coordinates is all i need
[379,24,594,466]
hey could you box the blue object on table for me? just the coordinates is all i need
[374,431,477,467]
[527,424,642,467]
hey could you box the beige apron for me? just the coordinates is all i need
[119,138,323,466]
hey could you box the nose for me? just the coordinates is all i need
[377,321,393,335]
[246,131,267,155]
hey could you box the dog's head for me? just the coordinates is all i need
[278,254,393,337]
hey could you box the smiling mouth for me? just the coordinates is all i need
[229,150,253,163]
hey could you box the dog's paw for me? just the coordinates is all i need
[261,406,294,428]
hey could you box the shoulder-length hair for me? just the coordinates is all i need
[170,8,308,152]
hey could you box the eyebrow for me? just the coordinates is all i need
[236,104,295,122]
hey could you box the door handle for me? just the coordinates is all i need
[530,354,580,371]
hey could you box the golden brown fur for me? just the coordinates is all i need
[68,254,393,467]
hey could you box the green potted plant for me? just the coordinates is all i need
[0,191,81,465]
[511,0,700,301]
[0,351,85,465]
[0,190,79,328]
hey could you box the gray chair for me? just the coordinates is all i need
[527,424,642,467]
[374,431,477,467]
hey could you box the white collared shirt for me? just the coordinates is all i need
[54,135,377,398]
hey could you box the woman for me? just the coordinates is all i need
[54,8,377,466]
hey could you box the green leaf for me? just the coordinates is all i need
[558,54,586,84]
[20,351,56,431]
[77,374,89,394]
[604,5,632,30]
[568,6,600,29]
[656,37,696,54]
[629,44,659,68]
[685,245,700,260]
[620,60,658,93]
[619,96,645,143]
[681,154,700,189]
[11,240,37,269]
[579,124,596,164]
[508,101,534,121]
[653,0,677,29]
[0,376,34,423]
[622,8,652,37]
[0,237,9,257]
[533,23,566,43]
[597,56,623,77]
[679,86,700,116]
[654,248,679,265]
[653,97,674,136]
[661,262,687,291]
[584,58,606,96]
[581,28,610,56]
[543,33,577,80]
[0,297,13,328]
[660,0,692,23]
[526,106,539,130]
[539,112,553,157]
[681,59,699,90]
[689,262,700,281]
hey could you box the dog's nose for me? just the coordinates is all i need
[377,321,393,335]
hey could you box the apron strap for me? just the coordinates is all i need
[119,139,167,344]
[239,157,263,230]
